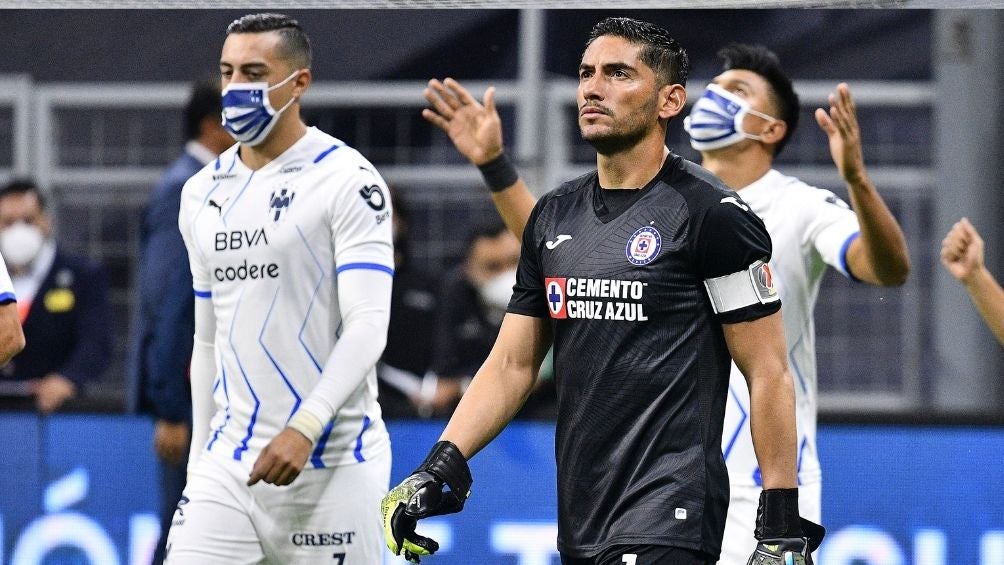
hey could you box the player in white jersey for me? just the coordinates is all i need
[682,44,910,563]
[0,252,24,366]
[417,44,907,565]
[166,14,393,564]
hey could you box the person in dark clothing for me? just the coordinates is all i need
[383,17,821,565]
[126,78,233,564]
[0,179,110,414]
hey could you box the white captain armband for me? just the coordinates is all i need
[703,259,780,314]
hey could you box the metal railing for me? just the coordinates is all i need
[5,74,935,412]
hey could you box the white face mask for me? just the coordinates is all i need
[0,222,45,268]
[220,70,300,147]
[683,83,779,152]
[479,268,517,326]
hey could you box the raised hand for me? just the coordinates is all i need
[941,217,985,284]
[814,83,867,187]
[423,77,504,166]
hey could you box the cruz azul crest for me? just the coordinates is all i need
[626,226,661,266]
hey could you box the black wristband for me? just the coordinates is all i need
[755,488,803,540]
[415,440,473,499]
[477,152,519,193]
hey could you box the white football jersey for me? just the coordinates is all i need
[179,127,393,469]
[721,169,860,487]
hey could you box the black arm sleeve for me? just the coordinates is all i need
[692,198,781,324]
[505,197,549,318]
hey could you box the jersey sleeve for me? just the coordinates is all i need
[178,176,212,297]
[693,195,781,324]
[0,254,15,304]
[506,196,549,318]
[803,188,861,281]
[328,158,394,275]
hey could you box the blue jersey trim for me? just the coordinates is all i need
[722,384,748,462]
[310,420,337,468]
[0,292,16,304]
[222,170,256,226]
[193,289,211,298]
[259,286,302,421]
[839,231,862,283]
[353,415,372,463]
[230,291,261,461]
[789,334,809,396]
[295,226,325,373]
[335,262,394,277]
[313,144,342,164]
[207,362,231,452]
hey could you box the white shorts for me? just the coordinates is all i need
[165,447,390,565]
[718,481,821,565]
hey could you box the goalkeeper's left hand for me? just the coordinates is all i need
[381,441,472,563]
[747,488,826,565]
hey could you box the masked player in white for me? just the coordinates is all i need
[415,42,908,565]
[167,13,393,564]
[682,44,909,564]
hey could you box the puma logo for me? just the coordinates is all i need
[208,197,229,215]
[545,235,573,250]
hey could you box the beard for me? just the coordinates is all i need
[581,121,649,155]
[579,97,659,156]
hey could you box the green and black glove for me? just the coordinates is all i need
[747,488,826,565]
[381,440,472,563]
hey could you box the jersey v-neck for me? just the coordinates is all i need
[591,154,676,224]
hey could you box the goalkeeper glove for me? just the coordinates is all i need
[381,440,472,563]
[747,488,826,565]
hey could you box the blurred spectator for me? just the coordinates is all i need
[430,219,555,419]
[941,218,1004,344]
[0,179,110,413]
[376,189,441,418]
[126,78,232,565]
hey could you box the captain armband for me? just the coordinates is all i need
[703,259,780,314]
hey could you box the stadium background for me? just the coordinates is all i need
[0,8,1001,565]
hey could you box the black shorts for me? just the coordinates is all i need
[561,545,715,565]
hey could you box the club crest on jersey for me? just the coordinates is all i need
[626,226,661,265]
[269,187,295,222]
[544,277,567,319]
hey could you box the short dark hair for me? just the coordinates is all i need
[184,78,222,141]
[226,13,312,70]
[587,17,690,87]
[0,178,46,210]
[717,43,799,156]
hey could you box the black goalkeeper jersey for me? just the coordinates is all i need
[507,153,780,559]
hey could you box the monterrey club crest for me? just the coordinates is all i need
[625,226,662,265]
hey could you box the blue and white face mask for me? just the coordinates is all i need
[683,83,779,152]
[220,70,300,147]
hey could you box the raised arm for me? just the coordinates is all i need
[815,83,910,287]
[941,218,1004,344]
[423,77,536,237]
